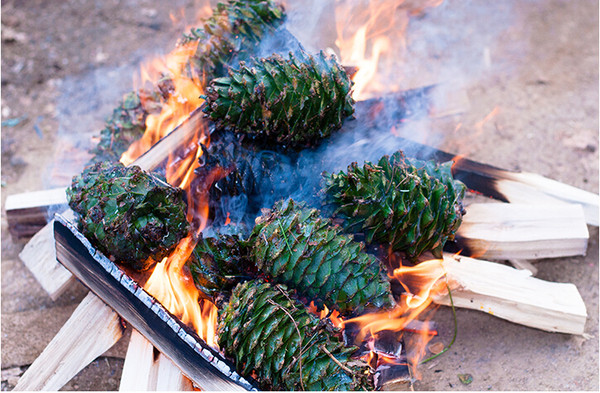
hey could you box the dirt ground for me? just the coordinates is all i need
[1,0,598,391]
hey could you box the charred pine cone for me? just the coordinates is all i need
[218,279,374,391]
[187,232,253,302]
[66,161,189,270]
[203,51,354,149]
[89,76,174,163]
[323,151,466,259]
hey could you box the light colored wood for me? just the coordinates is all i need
[14,293,125,391]
[431,253,588,335]
[5,187,68,211]
[6,187,68,238]
[495,172,599,226]
[119,330,158,391]
[457,203,589,260]
[18,210,76,300]
[155,353,194,391]
[508,259,538,275]
[120,330,193,391]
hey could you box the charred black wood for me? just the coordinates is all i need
[53,214,256,391]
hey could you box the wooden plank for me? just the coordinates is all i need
[431,253,588,335]
[120,330,193,391]
[508,259,538,275]
[18,210,76,300]
[494,171,599,226]
[13,293,125,391]
[5,187,67,238]
[404,144,599,226]
[119,330,157,391]
[155,353,194,391]
[455,203,589,260]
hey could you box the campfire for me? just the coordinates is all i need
[4,0,597,391]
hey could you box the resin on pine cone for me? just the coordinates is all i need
[323,151,466,258]
[202,51,354,148]
[66,161,189,270]
[248,199,394,316]
[218,279,374,391]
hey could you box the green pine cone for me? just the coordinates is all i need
[218,279,373,391]
[90,0,284,164]
[203,51,355,148]
[66,161,189,270]
[182,0,285,78]
[89,77,173,163]
[248,199,394,316]
[323,151,466,259]
[187,232,252,301]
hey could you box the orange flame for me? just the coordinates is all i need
[473,106,500,137]
[307,302,344,328]
[343,259,447,377]
[144,236,218,347]
[334,0,443,100]
[120,40,206,167]
[117,13,221,346]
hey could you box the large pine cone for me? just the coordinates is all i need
[66,161,189,270]
[218,279,374,391]
[323,151,466,258]
[203,51,354,149]
[248,199,394,316]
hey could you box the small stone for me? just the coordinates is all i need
[1,366,23,379]
[458,373,473,385]
[141,8,158,18]
[428,341,445,354]
[1,27,27,43]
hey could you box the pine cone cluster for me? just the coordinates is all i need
[323,151,466,258]
[89,0,285,163]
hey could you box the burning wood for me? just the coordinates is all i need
[53,215,252,391]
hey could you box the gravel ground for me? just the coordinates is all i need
[2,0,598,390]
